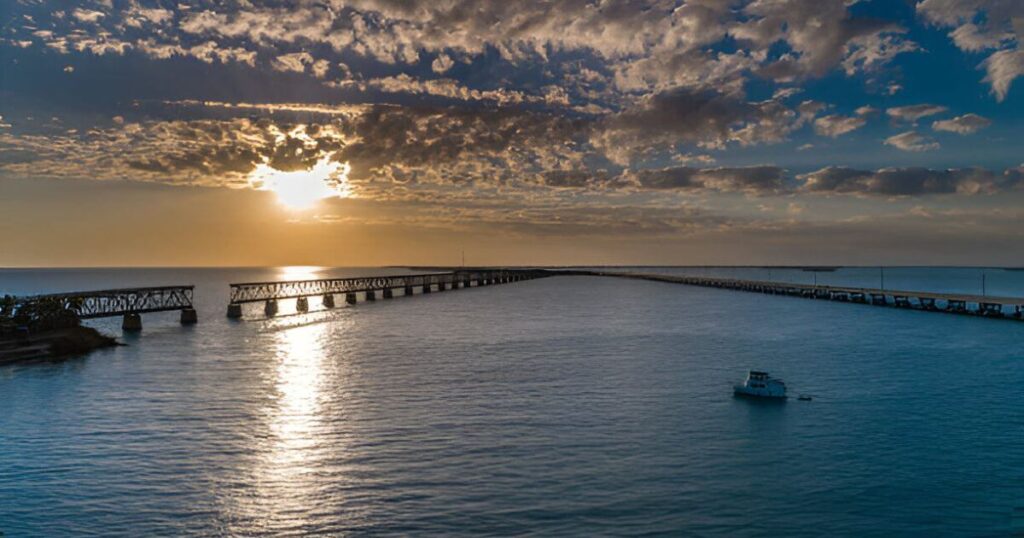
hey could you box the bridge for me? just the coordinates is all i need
[574,271,1024,319]
[9,268,1023,339]
[6,286,196,331]
[226,269,548,318]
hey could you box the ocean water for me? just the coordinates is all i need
[1,267,1023,536]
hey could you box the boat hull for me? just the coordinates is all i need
[733,386,787,400]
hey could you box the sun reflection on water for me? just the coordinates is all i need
[269,323,327,465]
[229,319,354,532]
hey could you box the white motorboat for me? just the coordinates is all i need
[733,370,787,399]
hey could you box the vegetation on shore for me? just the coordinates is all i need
[1,295,119,364]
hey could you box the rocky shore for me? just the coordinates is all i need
[0,326,119,366]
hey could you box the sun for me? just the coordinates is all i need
[249,156,351,210]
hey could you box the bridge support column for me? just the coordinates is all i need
[422,283,432,294]
[979,302,1004,317]
[346,292,357,305]
[322,294,335,308]
[226,303,243,319]
[180,308,198,325]
[404,285,414,296]
[122,313,142,332]
[296,297,309,312]
[438,282,447,291]
[383,288,394,299]
[265,300,278,316]
[365,290,376,301]
[465,279,472,288]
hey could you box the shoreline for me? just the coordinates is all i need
[0,326,120,366]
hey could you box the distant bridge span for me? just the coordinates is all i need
[568,270,1024,319]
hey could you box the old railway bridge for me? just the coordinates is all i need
[6,268,1024,334]
[225,269,546,318]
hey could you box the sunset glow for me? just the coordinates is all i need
[249,157,351,210]
[2,0,1023,267]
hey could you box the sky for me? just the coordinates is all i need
[1,0,1023,267]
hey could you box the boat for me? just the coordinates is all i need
[733,370,787,399]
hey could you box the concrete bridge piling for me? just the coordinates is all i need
[180,308,198,325]
[264,300,278,317]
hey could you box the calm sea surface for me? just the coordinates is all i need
[1,267,1022,536]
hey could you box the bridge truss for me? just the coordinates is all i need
[228,270,545,304]
[14,286,195,319]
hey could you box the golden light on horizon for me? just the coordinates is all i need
[278,266,323,281]
[249,156,352,210]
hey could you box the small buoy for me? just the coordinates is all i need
[798,395,812,401]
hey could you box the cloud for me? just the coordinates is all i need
[884,131,940,152]
[799,166,1019,195]
[982,48,1024,101]
[273,52,314,74]
[932,113,992,134]
[335,74,539,106]
[595,88,816,164]
[735,0,914,79]
[886,104,949,123]
[72,9,105,23]
[917,0,1023,99]
[6,0,921,107]
[622,165,787,194]
[917,0,1021,51]
[431,54,455,74]
[134,39,257,66]
[813,114,867,137]
[0,119,348,188]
